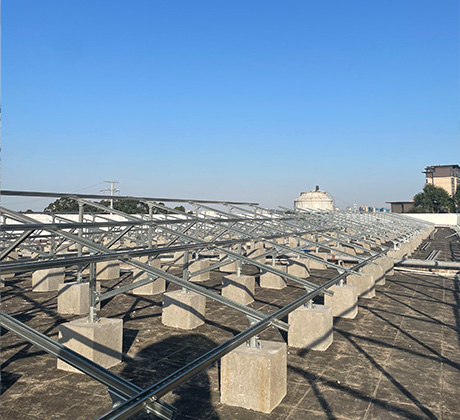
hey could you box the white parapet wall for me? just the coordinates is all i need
[405,213,460,226]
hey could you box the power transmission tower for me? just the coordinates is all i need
[100,181,120,209]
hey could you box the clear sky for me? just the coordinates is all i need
[2,0,459,211]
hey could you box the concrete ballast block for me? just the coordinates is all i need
[57,317,123,372]
[219,260,238,272]
[288,304,333,350]
[363,264,385,286]
[222,274,255,305]
[131,257,165,295]
[189,260,212,282]
[220,340,287,413]
[57,282,101,315]
[347,273,375,298]
[259,265,287,289]
[324,285,358,319]
[334,246,356,256]
[248,248,268,262]
[173,251,185,265]
[307,253,327,270]
[96,261,120,281]
[162,290,206,329]
[32,268,65,291]
[375,256,394,276]
[287,260,309,278]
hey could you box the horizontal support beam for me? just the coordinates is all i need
[0,189,258,206]
[0,237,280,275]
[0,215,298,232]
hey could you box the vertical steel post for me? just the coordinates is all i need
[236,243,242,277]
[77,203,84,283]
[148,205,153,250]
[182,250,190,293]
[88,262,98,323]
[246,316,260,348]
[50,215,56,256]
[146,204,154,284]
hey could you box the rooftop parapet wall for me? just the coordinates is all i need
[406,213,460,226]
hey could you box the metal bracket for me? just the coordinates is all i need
[304,294,314,308]
[245,316,261,348]
[108,389,125,409]
[108,389,177,420]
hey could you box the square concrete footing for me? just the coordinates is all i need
[363,264,385,286]
[307,254,327,270]
[387,249,402,259]
[222,274,255,305]
[259,265,287,289]
[2,272,15,281]
[248,248,268,262]
[287,261,309,278]
[189,260,211,282]
[57,317,123,372]
[132,278,165,295]
[375,256,395,276]
[220,340,287,413]
[173,251,185,265]
[219,260,238,272]
[96,261,120,281]
[57,282,101,315]
[347,273,376,298]
[289,237,299,248]
[131,258,166,296]
[358,242,372,250]
[400,244,411,258]
[5,251,19,261]
[32,268,65,292]
[333,246,356,256]
[162,290,206,329]
[324,285,358,319]
[288,304,333,350]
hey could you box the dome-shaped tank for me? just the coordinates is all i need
[294,186,334,211]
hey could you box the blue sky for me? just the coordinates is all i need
[2,0,459,211]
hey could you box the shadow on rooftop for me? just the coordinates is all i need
[121,333,220,420]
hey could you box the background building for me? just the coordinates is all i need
[386,200,414,214]
[423,164,460,197]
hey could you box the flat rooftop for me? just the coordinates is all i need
[1,229,460,419]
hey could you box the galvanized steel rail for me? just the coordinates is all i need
[0,189,433,419]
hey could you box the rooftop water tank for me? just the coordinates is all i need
[294,186,335,211]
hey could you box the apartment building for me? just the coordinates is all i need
[423,164,460,197]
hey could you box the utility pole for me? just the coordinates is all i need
[100,181,120,209]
